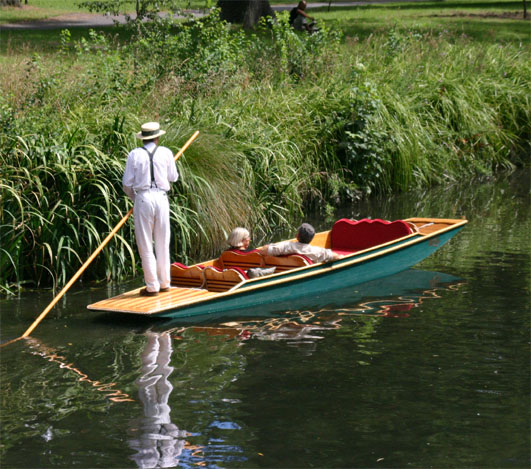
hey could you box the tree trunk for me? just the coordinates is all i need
[524,0,527,19]
[218,0,274,27]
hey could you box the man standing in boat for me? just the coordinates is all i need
[123,122,179,297]
[259,223,341,263]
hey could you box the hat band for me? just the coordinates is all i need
[141,129,159,137]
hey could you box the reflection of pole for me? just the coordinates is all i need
[26,337,134,402]
[129,332,187,469]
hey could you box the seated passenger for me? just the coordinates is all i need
[289,0,317,33]
[226,227,253,253]
[258,223,341,263]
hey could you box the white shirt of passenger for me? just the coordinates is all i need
[122,141,178,200]
[266,240,336,264]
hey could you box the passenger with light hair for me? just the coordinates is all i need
[226,227,253,252]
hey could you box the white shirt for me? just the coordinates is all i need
[266,241,336,264]
[123,142,178,200]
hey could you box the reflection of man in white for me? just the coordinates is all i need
[129,332,186,468]
[123,122,178,297]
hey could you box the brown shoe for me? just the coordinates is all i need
[139,288,159,297]
[159,287,171,292]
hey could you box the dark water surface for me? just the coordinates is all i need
[1,170,529,468]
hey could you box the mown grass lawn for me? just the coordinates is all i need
[317,0,529,42]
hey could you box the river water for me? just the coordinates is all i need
[1,170,529,468]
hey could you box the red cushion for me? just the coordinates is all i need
[229,266,249,279]
[172,262,205,269]
[331,218,412,252]
[331,249,354,257]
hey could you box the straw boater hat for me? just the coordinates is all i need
[136,122,166,140]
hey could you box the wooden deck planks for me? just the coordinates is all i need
[87,287,217,315]
[405,218,464,236]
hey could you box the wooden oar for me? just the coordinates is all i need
[2,130,200,346]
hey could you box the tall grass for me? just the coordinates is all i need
[0,10,529,293]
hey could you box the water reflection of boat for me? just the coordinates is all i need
[88,217,467,320]
[159,269,463,333]
[127,332,189,469]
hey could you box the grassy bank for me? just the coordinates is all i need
[0,3,529,293]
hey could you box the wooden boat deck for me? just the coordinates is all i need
[88,286,218,315]
[408,218,462,236]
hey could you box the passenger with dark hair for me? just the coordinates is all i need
[258,223,341,263]
[289,0,317,33]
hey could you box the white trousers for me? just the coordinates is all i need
[134,189,171,292]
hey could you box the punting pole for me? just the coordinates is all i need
[1,130,200,346]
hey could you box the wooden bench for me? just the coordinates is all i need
[218,250,265,270]
[170,263,205,289]
[203,266,248,292]
[220,249,313,271]
[263,254,312,272]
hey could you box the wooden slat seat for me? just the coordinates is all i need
[170,262,205,289]
[218,250,265,270]
[263,254,312,272]
[204,266,248,292]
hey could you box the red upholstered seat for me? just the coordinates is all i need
[172,262,205,270]
[228,266,249,279]
[331,218,412,254]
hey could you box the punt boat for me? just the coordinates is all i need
[87,217,467,320]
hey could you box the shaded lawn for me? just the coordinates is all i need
[0,26,130,57]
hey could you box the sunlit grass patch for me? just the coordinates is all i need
[318,0,529,43]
